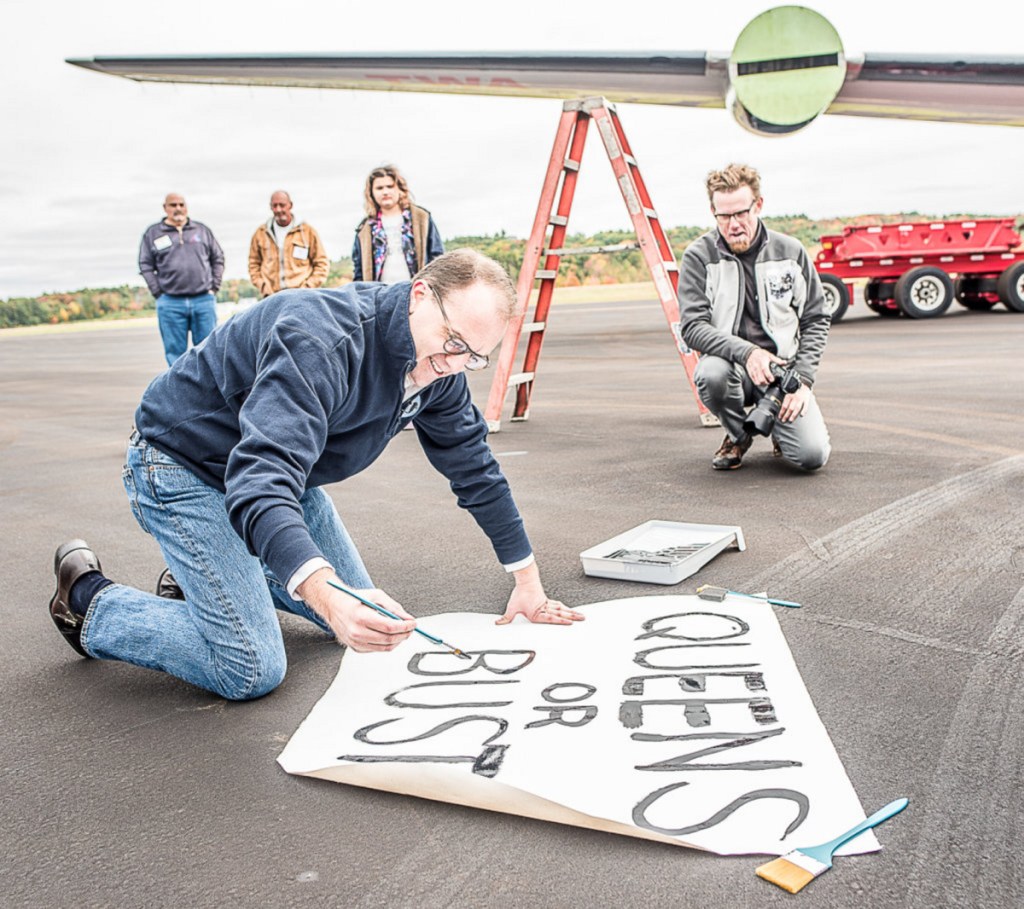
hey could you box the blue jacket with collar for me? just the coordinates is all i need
[134,281,530,587]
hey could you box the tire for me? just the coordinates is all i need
[958,295,997,311]
[959,296,998,311]
[869,302,902,317]
[954,275,998,310]
[818,274,849,323]
[996,262,1024,312]
[864,282,900,317]
[894,266,954,319]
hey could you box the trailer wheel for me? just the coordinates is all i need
[954,275,998,310]
[867,301,901,317]
[863,280,899,316]
[996,262,1024,312]
[958,295,998,311]
[819,274,849,323]
[894,266,954,318]
[954,276,997,310]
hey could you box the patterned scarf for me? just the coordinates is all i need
[369,209,417,280]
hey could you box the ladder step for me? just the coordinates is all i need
[484,98,705,433]
[545,242,640,256]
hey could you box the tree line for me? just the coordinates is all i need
[3,212,1017,328]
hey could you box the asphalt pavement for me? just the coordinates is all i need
[2,296,1022,908]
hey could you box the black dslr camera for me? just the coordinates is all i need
[743,363,802,437]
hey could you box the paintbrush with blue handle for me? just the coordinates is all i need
[756,797,910,893]
[327,578,471,660]
[697,584,802,609]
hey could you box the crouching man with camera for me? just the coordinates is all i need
[679,163,832,472]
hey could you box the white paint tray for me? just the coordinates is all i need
[580,520,745,585]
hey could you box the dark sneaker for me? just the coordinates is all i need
[711,434,753,470]
[772,437,783,458]
[155,568,185,601]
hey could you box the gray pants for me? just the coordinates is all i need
[694,356,831,471]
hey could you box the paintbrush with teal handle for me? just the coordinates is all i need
[756,797,910,893]
[697,584,802,609]
[327,578,471,660]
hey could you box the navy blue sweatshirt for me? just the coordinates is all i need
[135,282,531,587]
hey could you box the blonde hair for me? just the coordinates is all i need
[363,164,411,218]
[705,164,761,203]
[415,249,520,320]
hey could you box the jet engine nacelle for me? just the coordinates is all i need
[726,5,847,137]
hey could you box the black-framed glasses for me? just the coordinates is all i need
[712,204,757,224]
[425,284,490,371]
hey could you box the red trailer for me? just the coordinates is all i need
[814,218,1024,321]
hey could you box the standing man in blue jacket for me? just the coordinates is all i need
[679,164,831,472]
[138,193,225,366]
[48,249,583,701]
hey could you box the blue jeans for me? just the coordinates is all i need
[156,293,217,365]
[80,435,372,700]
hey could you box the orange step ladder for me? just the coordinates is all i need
[484,96,717,431]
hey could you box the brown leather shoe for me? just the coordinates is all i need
[155,568,184,601]
[49,539,102,657]
[711,434,753,470]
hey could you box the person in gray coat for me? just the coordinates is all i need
[139,193,224,366]
[678,164,831,472]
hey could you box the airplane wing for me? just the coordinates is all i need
[65,51,1024,124]
[65,8,1024,135]
[65,51,731,107]
[832,55,1024,127]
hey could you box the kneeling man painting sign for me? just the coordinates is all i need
[278,596,878,856]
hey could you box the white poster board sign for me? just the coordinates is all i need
[279,596,878,856]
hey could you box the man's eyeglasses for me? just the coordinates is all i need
[425,284,490,371]
[712,204,757,225]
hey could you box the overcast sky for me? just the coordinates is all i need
[2,0,1022,299]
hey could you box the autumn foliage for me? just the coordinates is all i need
[4,212,1016,329]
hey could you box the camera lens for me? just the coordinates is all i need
[743,387,784,436]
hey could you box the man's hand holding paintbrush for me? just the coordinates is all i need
[300,560,584,656]
[300,568,417,653]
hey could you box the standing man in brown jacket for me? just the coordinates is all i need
[248,191,330,298]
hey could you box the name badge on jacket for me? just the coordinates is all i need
[292,245,309,261]
[154,235,172,251]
